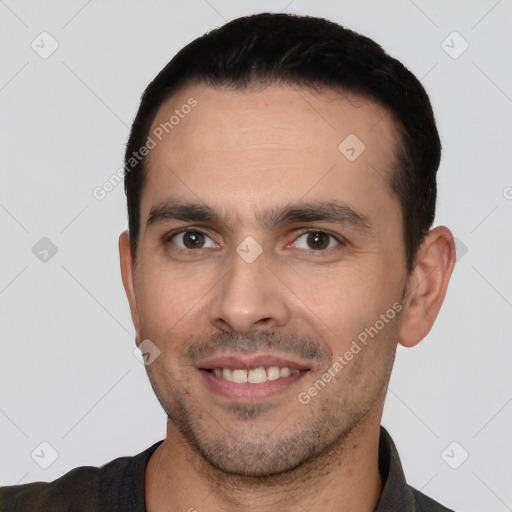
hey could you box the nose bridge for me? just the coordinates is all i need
[208,242,290,334]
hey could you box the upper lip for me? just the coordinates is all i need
[196,353,312,371]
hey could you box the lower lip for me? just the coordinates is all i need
[199,369,308,402]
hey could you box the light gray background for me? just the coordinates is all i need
[1,1,511,510]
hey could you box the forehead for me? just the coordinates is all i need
[149,83,398,156]
[142,83,401,230]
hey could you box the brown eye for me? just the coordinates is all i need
[306,232,330,250]
[293,230,340,251]
[182,231,205,249]
[170,230,217,250]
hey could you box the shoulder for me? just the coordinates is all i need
[0,464,111,512]
[0,441,162,512]
[409,485,457,512]
[377,426,457,511]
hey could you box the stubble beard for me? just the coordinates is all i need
[144,310,400,480]
[147,348,394,479]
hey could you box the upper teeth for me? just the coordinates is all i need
[212,367,300,384]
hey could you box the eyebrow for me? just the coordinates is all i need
[146,199,372,233]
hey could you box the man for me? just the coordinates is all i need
[1,12,457,512]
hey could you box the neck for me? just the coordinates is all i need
[145,408,384,512]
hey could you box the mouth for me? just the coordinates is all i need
[206,365,301,382]
[196,354,311,402]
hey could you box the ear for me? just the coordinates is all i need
[398,226,456,348]
[119,231,141,344]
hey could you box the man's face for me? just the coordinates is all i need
[122,84,410,476]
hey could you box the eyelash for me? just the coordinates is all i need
[164,228,345,254]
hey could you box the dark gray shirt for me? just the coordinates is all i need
[0,426,455,511]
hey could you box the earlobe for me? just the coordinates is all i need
[398,226,456,348]
[119,231,141,342]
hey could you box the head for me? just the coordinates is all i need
[120,13,455,477]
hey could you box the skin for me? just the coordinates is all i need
[119,83,456,512]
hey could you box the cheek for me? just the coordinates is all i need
[296,269,401,391]
[284,262,395,345]
[134,263,206,350]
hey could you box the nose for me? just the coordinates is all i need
[207,245,291,335]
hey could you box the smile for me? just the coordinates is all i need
[207,366,301,384]
[197,353,311,402]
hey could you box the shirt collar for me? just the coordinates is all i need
[374,426,417,511]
